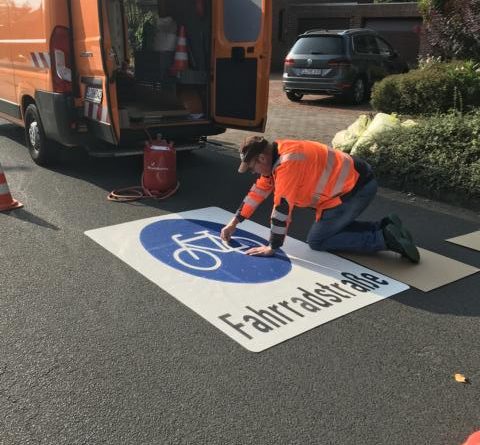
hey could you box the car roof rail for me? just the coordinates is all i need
[343,28,378,34]
[300,28,378,37]
[301,29,346,35]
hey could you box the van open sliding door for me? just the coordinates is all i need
[212,0,272,131]
[70,0,119,145]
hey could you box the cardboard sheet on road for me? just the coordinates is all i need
[447,231,480,252]
[340,248,479,292]
[85,207,408,352]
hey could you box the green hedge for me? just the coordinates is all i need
[371,61,480,115]
[354,111,480,209]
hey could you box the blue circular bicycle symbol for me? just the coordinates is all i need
[139,219,292,283]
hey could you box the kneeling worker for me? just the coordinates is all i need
[220,136,420,262]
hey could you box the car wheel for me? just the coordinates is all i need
[24,104,58,166]
[348,78,366,105]
[286,91,303,102]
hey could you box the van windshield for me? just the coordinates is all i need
[290,36,344,55]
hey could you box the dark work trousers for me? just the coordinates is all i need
[306,178,386,253]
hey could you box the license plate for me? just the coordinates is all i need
[300,68,324,76]
[85,86,103,104]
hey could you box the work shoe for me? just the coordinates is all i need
[383,223,420,263]
[381,213,413,242]
[381,213,401,229]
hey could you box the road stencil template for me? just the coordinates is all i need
[85,207,409,352]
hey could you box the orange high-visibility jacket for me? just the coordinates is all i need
[236,139,360,248]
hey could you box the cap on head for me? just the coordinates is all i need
[238,136,268,173]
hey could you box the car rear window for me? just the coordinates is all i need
[290,36,344,55]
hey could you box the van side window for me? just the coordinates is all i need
[224,0,262,42]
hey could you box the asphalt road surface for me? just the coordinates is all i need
[1,107,479,444]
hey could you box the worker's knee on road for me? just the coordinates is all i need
[307,229,331,250]
[307,238,328,251]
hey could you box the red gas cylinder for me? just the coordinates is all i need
[143,137,177,195]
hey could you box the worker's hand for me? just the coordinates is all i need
[220,220,238,242]
[245,245,275,257]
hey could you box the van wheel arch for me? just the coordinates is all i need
[21,96,36,121]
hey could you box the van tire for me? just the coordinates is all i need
[24,104,58,166]
[286,91,303,102]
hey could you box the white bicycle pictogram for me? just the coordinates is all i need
[172,230,264,271]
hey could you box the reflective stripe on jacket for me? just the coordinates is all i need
[237,140,360,248]
[236,175,274,221]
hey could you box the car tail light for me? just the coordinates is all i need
[328,58,351,68]
[50,26,72,93]
[284,58,295,67]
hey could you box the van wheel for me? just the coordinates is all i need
[24,104,58,166]
[347,78,366,105]
[286,91,303,102]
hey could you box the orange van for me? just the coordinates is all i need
[0,0,272,165]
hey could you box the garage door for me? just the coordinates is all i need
[364,18,422,67]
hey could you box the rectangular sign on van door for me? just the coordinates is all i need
[212,0,272,131]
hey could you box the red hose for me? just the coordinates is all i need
[108,174,180,202]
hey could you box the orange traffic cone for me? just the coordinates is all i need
[0,161,23,211]
[462,431,480,445]
[170,25,189,75]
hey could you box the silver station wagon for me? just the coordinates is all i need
[283,28,408,104]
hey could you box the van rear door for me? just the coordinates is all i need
[70,0,119,145]
[212,0,272,131]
